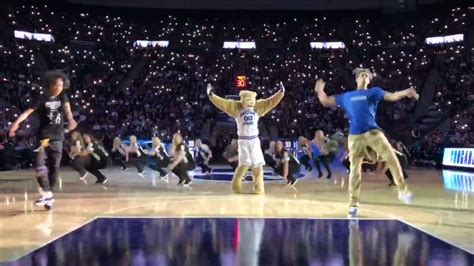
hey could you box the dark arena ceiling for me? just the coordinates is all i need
[66,0,448,11]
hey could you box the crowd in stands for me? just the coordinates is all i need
[0,2,471,170]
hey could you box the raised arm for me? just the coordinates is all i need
[383,87,419,102]
[207,84,240,117]
[8,108,35,137]
[254,82,285,117]
[314,79,336,108]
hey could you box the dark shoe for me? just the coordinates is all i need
[289,177,298,187]
[96,178,108,184]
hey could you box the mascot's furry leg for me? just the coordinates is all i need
[232,165,249,193]
[252,166,264,194]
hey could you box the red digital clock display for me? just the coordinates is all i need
[236,75,247,89]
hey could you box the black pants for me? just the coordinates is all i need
[314,153,334,178]
[342,157,350,172]
[228,161,238,170]
[264,154,278,171]
[299,154,312,171]
[149,157,170,176]
[276,164,299,182]
[71,156,87,177]
[128,153,145,173]
[172,163,191,183]
[17,148,34,168]
[196,153,212,173]
[111,151,127,169]
[36,140,63,192]
[71,155,108,182]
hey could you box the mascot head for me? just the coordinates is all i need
[239,90,257,108]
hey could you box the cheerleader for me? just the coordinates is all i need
[167,132,195,186]
[125,135,145,176]
[195,139,213,175]
[297,136,313,172]
[312,130,338,179]
[82,134,110,184]
[274,141,300,186]
[68,131,87,181]
[111,137,127,170]
[70,133,110,184]
[142,136,170,183]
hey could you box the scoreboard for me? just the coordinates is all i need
[235,75,248,90]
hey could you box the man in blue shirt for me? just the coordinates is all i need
[314,68,419,218]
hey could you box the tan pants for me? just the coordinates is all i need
[348,129,407,207]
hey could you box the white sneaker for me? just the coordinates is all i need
[162,174,169,183]
[79,172,88,181]
[289,178,299,187]
[44,198,54,210]
[398,191,413,204]
[347,206,358,219]
[138,171,145,178]
[35,191,54,206]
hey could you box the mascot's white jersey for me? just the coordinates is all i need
[236,108,260,137]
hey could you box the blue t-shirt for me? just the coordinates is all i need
[335,87,386,135]
[310,142,321,157]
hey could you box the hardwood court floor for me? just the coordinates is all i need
[0,166,473,263]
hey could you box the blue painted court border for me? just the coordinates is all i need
[3,217,472,265]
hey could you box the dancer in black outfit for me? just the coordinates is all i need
[8,70,77,210]
[111,137,128,170]
[143,136,170,183]
[168,132,195,186]
[274,141,300,186]
[68,131,88,181]
[298,137,313,172]
[313,130,338,179]
[195,139,213,175]
[125,135,145,176]
[70,133,110,184]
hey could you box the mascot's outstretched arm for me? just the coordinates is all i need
[207,84,240,117]
[254,82,285,117]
